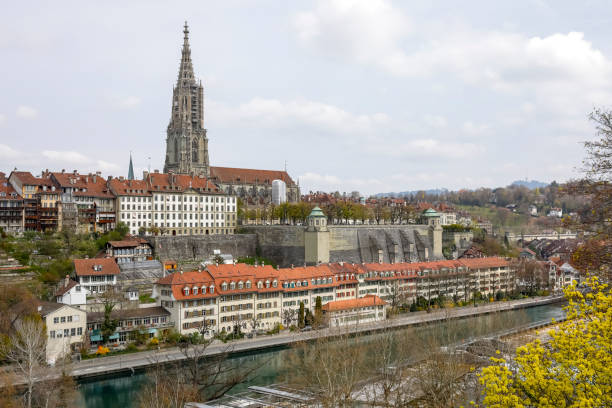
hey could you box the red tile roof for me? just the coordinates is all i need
[74,258,120,276]
[0,177,22,200]
[107,238,150,248]
[156,269,217,300]
[108,178,151,196]
[322,295,386,312]
[54,279,79,296]
[51,172,114,198]
[210,166,296,187]
[146,172,221,193]
[9,171,40,185]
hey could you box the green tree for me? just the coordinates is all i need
[314,296,323,327]
[298,301,305,328]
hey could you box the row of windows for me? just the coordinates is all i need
[49,327,82,338]
[52,314,80,324]
[220,303,252,312]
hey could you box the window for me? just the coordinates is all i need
[71,328,76,336]
[64,329,69,337]
[61,316,66,323]
[210,285,214,294]
[222,283,228,291]
[184,287,190,296]
[257,281,263,289]
[53,317,59,324]
[238,281,243,290]
[230,282,235,290]
[50,330,55,338]
[192,286,198,295]
[273,280,278,288]
[77,327,83,335]
[246,281,251,289]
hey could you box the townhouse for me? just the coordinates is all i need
[73,257,120,294]
[110,171,237,236]
[0,173,24,233]
[37,301,87,365]
[153,257,514,335]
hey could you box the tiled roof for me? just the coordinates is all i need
[74,258,120,276]
[322,295,386,312]
[107,238,150,248]
[210,166,296,187]
[156,269,218,300]
[10,171,39,185]
[54,279,78,297]
[108,178,151,196]
[51,172,114,198]
[146,172,220,193]
[0,176,22,200]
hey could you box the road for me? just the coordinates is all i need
[67,295,563,380]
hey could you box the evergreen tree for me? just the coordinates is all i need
[298,301,305,328]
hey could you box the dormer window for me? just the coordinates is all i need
[265,280,270,288]
[246,281,251,289]
[184,287,190,296]
[193,286,199,295]
[327,277,332,284]
[238,281,243,290]
[209,285,214,294]
[230,282,235,290]
[272,280,278,288]
[296,281,301,287]
[257,281,263,289]
[303,280,308,287]
[201,286,206,294]
[222,282,228,291]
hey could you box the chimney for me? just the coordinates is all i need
[291,264,294,269]
[276,265,279,270]
[424,248,429,261]
[93,174,97,183]
[180,267,183,274]
[154,169,159,173]
[378,249,383,264]
[64,274,70,287]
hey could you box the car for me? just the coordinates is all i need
[301,326,312,332]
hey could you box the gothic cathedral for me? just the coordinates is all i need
[164,22,210,177]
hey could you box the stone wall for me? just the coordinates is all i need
[242,225,437,267]
[146,234,258,262]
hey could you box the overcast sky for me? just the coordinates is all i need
[1,1,611,195]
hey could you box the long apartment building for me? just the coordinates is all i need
[110,171,237,236]
[153,257,513,336]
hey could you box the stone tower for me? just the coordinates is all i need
[305,206,330,265]
[423,208,443,260]
[164,22,210,177]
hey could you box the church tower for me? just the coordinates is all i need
[164,22,210,177]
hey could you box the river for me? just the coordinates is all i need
[77,302,565,407]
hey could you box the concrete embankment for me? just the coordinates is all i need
[68,295,565,381]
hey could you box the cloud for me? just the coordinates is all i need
[113,96,141,110]
[376,138,485,159]
[0,114,5,125]
[293,1,612,116]
[462,121,490,136]
[424,114,447,128]
[16,105,38,119]
[0,144,21,160]
[209,98,389,134]
[42,150,89,164]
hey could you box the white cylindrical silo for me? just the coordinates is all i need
[272,179,287,205]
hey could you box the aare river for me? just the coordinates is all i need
[77,303,565,407]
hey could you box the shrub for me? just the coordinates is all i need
[96,345,110,355]
[126,343,138,352]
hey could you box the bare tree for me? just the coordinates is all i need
[282,308,296,328]
[286,329,369,407]
[1,317,47,408]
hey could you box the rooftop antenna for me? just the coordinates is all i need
[284,160,287,172]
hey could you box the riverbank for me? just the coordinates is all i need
[69,295,564,381]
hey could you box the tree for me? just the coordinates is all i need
[314,296,323,327]
[298,301,305,328]
[212,254,225,265]
[98,288,121,345]
[513,258,547,295]
[0,316,47,408]
[286,330,368,407]
[282,309,296,328]
[563,108,612,282]
[479,278,612,407]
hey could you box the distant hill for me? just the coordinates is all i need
[510,180,548,189]
[374,188,449,198]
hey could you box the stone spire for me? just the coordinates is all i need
[128,153,134,180]
[163,22,210,178]
[178,21,194,84]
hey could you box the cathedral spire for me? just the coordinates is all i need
[128,153,134,180]
[178,21,194,83]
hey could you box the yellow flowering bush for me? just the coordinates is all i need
[96,345,110,355]
[478,277,612,407]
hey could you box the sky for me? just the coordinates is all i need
[1,0,612,196]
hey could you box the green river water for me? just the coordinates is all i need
[77,303,565,408]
